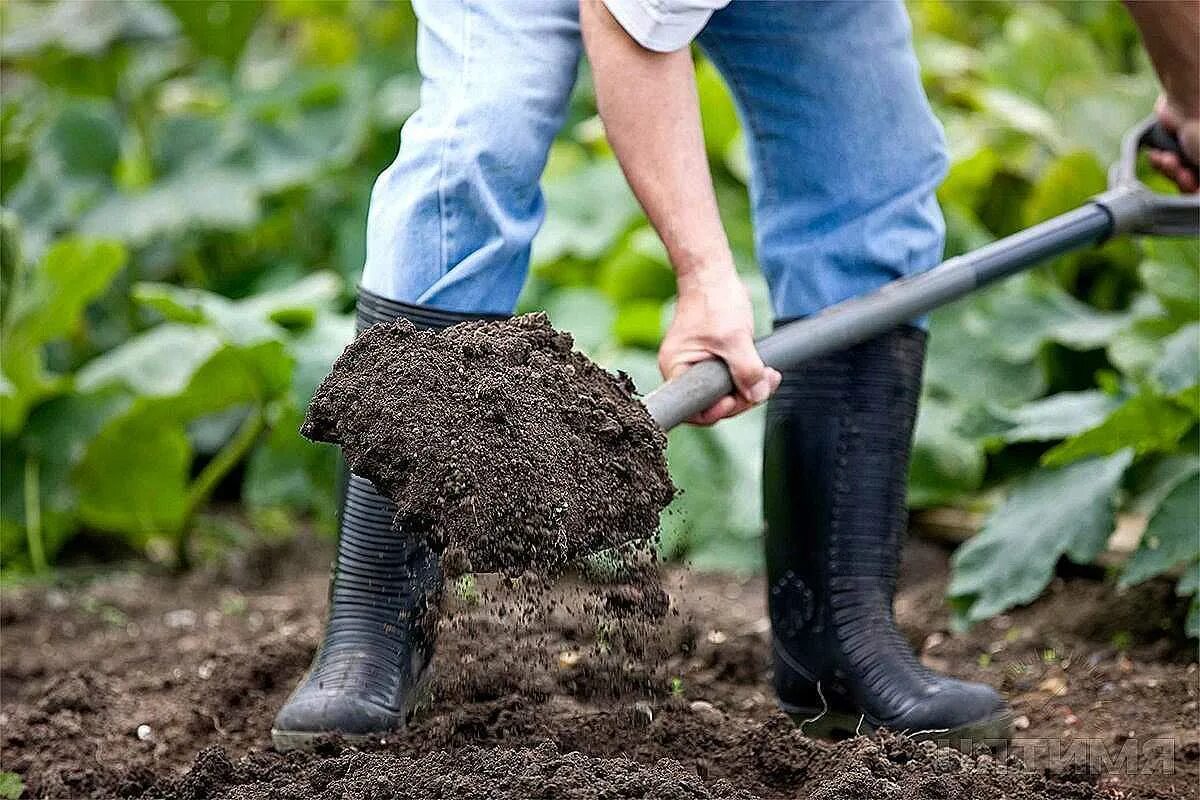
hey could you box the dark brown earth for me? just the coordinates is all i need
[1,528,1196,799]
[301,312,675,575]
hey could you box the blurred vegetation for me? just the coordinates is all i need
[0,1,1196,631]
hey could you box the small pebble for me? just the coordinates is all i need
[136,724,152,741]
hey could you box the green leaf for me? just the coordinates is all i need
[1152,323,1199,397]
[660,408,764,572]
[1139,238,1200,322]
[596,228,675,304]
[163,0,263,66]
[1042,392,1195,467]
[542,287,616,355]
[287,310,354,405]
[696,58,740,161]
[243,404,337,522]
[78,168,261,245]
[1121,473,1200,587]
[76,324,225,397]
[0,0,177,57]
[0,238,126,434]
[1022,150,1106,226]
[949,450,1132,624]
[1108,314,1182,379]
[909,395,986,508]
[533,162,640,265]
[75,405,191,537]
[0,770,24,800]
[612,300,665,350]
[1000,390,1124,443]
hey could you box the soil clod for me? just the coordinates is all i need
[301,312,676,575]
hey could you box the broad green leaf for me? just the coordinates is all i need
[134,273,340,340]
[696,59,740,161]
[1121,473,1200,588]
[1023,150,1106,226]
[612,300,665,350]
[542,287,617,355]
[926,299,1044,407]
[76,324,224,397]
[1152,323,1199,397]
[243,404,337,521]
[0,238,126,433]
[596,228,675,304]
[44,103,121,178]
[660,408,764,572]
[163,0,263,66]
[78,168,260,245]
[983,5,1104,101]
[909,395,986,508]
[999,390,1124,443]
[949,450,1132,624]
[1140,238,1199,324]
[0,390,130,567]
[1108,314,1183,379]
[533,162,640,265]
[1042,392,1195,467]
[287,310,354,405]
[1129,455,1200,517]
[75,405,191,536]
[0,0,177,57]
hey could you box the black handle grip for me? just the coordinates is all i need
[1141,122,1199,178]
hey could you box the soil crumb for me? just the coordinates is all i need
[301,312,675,575]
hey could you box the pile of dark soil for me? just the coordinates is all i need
[145,728,1093,800]
[150,741,756,800]
[2,533,1195,799]
[301,312,675,575]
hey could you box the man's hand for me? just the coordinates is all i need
[1124,1,1199,193]
[581,0,782,425]
[1148,94,1199,193]
[659,268,781,425]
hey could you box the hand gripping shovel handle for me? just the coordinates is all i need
[642,118,1199,431]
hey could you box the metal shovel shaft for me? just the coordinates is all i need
[642,202,1114,430]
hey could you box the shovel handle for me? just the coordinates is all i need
[643,116,1199,431]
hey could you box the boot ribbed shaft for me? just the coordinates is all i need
[765,326,930,708]
[274,291,503,739]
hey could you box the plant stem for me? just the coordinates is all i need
[23,455,46,574]
[177,405,266,569]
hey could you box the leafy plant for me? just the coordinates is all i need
[0,0,1196,637]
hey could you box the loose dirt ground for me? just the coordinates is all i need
[2,532,1195,798]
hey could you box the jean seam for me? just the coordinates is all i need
[435,0,474,278]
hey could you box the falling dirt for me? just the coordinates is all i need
[300,312,675,575]
[2,528,1196,799]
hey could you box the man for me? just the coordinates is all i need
[272,0,1199,749]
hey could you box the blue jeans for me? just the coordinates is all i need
[362,0,947,322]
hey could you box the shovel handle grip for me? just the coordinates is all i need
[1141,122,1198,177]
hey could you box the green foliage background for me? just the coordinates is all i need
[1,1,1196,631]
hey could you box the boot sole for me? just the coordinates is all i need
[270,667,434,752]
[781,701,1015,750]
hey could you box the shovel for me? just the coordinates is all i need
[642,117,1199,430]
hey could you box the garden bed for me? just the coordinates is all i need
[1,531,1195,799]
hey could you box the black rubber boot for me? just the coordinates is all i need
[272,290,504,751]
[764,325,1013,746]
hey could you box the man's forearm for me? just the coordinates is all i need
[579,0,733,288]
[1125,0,1199,116]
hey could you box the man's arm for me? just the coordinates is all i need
[1125,0,1199,192]
[579,0,779,425]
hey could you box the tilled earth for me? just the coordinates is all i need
[1,533,1196,799]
